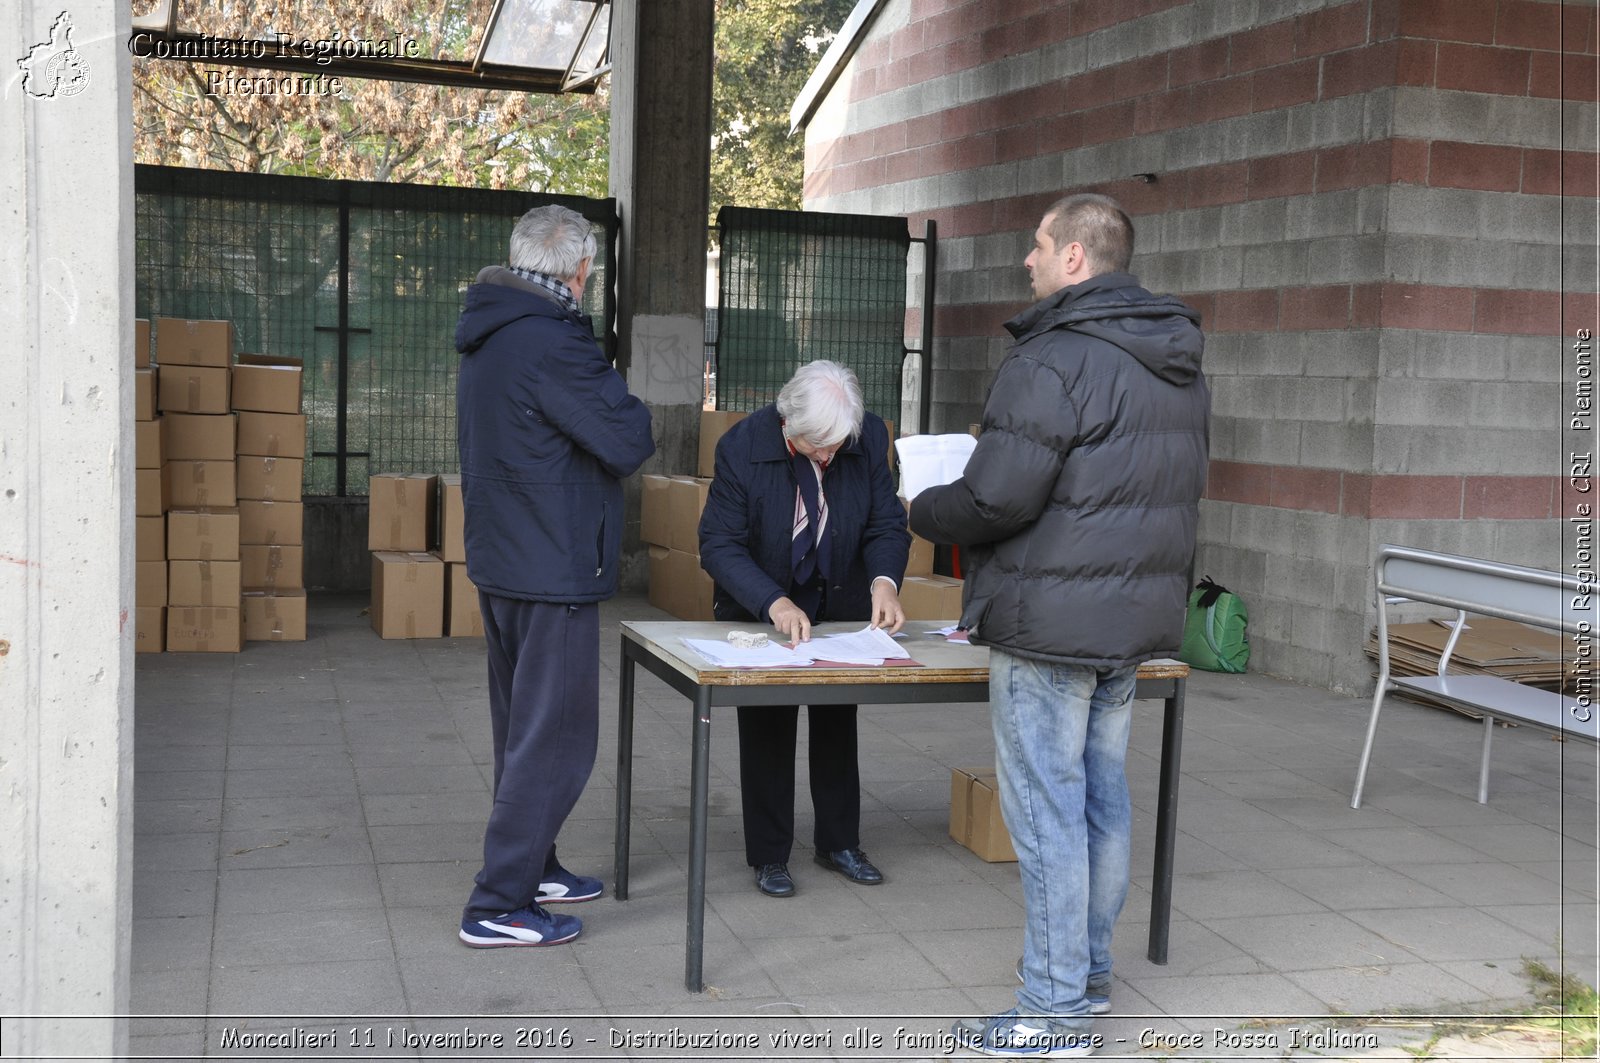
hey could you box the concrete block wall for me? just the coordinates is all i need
[802,0,1596,690]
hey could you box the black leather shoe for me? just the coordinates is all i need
[813,848,884,885]
[754,863,795,897]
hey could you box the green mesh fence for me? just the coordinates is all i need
[714,206,910,425]
[134,165,616,496]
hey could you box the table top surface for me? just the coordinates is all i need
[620,620,1189,688]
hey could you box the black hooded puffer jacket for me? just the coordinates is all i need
[910,271,1210,667]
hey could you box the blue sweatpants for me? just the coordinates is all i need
[464,593,600,919]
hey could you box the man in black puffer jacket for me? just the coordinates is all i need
[912,194,1208,1057]
[454,205,654,950]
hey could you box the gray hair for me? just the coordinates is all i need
[508,205,598,281]
[1044,193,1134,274]
[776,360,865,447]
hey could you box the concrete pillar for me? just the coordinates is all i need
[608,0,714,587]
[1,2,134,1056]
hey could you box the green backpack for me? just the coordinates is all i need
[1178,576,1250,673]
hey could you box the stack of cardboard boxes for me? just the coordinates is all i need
[368,473,481,639]
[134,318,308,652]
[639,410,744,620]
[234,355,308,641]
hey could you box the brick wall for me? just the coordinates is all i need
[803,0,1597,690]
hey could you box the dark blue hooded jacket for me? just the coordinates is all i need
[455,267,654,602]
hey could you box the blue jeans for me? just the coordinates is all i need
[990,648,1138,1030]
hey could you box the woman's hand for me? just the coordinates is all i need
[768,596,812,644]
[869,579,906,635]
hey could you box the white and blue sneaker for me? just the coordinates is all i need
[459,905,581,948]
[951,1009,1099,1058]
[536,863,603,904]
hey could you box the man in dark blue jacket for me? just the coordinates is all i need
[913,195,1209,1056]
[454,205,654,948]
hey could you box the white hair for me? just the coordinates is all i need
[508,205,597,281]
[776,360,865,448]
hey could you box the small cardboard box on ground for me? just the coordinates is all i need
[901,574,963,620]
[238,456,302,502]
[371,551,444,639]
[158,365,231,414]
[647,545,714,621]
[640,474,673,548]
[155,318,233,367]
[447,562,483,638]
[697,409,747,478]
[369,474,437,552]
[642,475,711,553]
[438,474,465,562]
[232,355,303,413]
[950,767,1018,862]
[243,589,307,641]
[167,606,243,653]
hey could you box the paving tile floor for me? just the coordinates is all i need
[128,594,1599,1060]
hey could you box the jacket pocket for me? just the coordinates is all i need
[594,501,608,578]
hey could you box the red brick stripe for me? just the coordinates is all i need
[1204,460,1558,518]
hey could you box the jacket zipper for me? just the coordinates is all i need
[595,506,606,577]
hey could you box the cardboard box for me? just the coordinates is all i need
[136,417,162,469]
[164,460,237,509]
[640,474,672,548]
[158,364,231,414]
[232,356,303,413]
[950,767,1017,862]
[135,467,167,517]
[136,560,167,608]
[447,562,483,638]
[237,456,303,502]
[369,473,437,552]
[237,411,307,458]
[162,412,236,461]
[371,551,444,639]
[241,544,304,591]
[243,590,307,641]
[135,606,164,653]
[907,533,935,578]
[439,474,465,562]
[697,409,748,478]
[168,560,243,607]
[901,574,964,620]
[239,500,303,546]
[167,508,240,561]
[155,317,233,367]
[135,319,151,368]
[136,515,166,562]
[166,606,243,653]
[642,475,711,553]
[646,545,714,621]
[135,367,157,421]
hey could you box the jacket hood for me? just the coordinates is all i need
[1006,272,1204,385]
[455,266,574,354]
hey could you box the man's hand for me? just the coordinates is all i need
[768,597,812,643]
[869,579,906,635]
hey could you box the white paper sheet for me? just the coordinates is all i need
[894,433,977,501]
[681,638,815,669]
[808,625,907,664]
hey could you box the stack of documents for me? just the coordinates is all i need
[683,626,908,669]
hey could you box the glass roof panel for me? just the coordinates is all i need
[481,0,602,70]
[170,0,495,65]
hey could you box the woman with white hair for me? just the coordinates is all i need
[698,360,911,897]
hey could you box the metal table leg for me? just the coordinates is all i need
[613,637,636,901]
[1147,676,1185,964]
[685,686,712,993]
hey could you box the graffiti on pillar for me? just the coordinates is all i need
[18,12,91,100]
